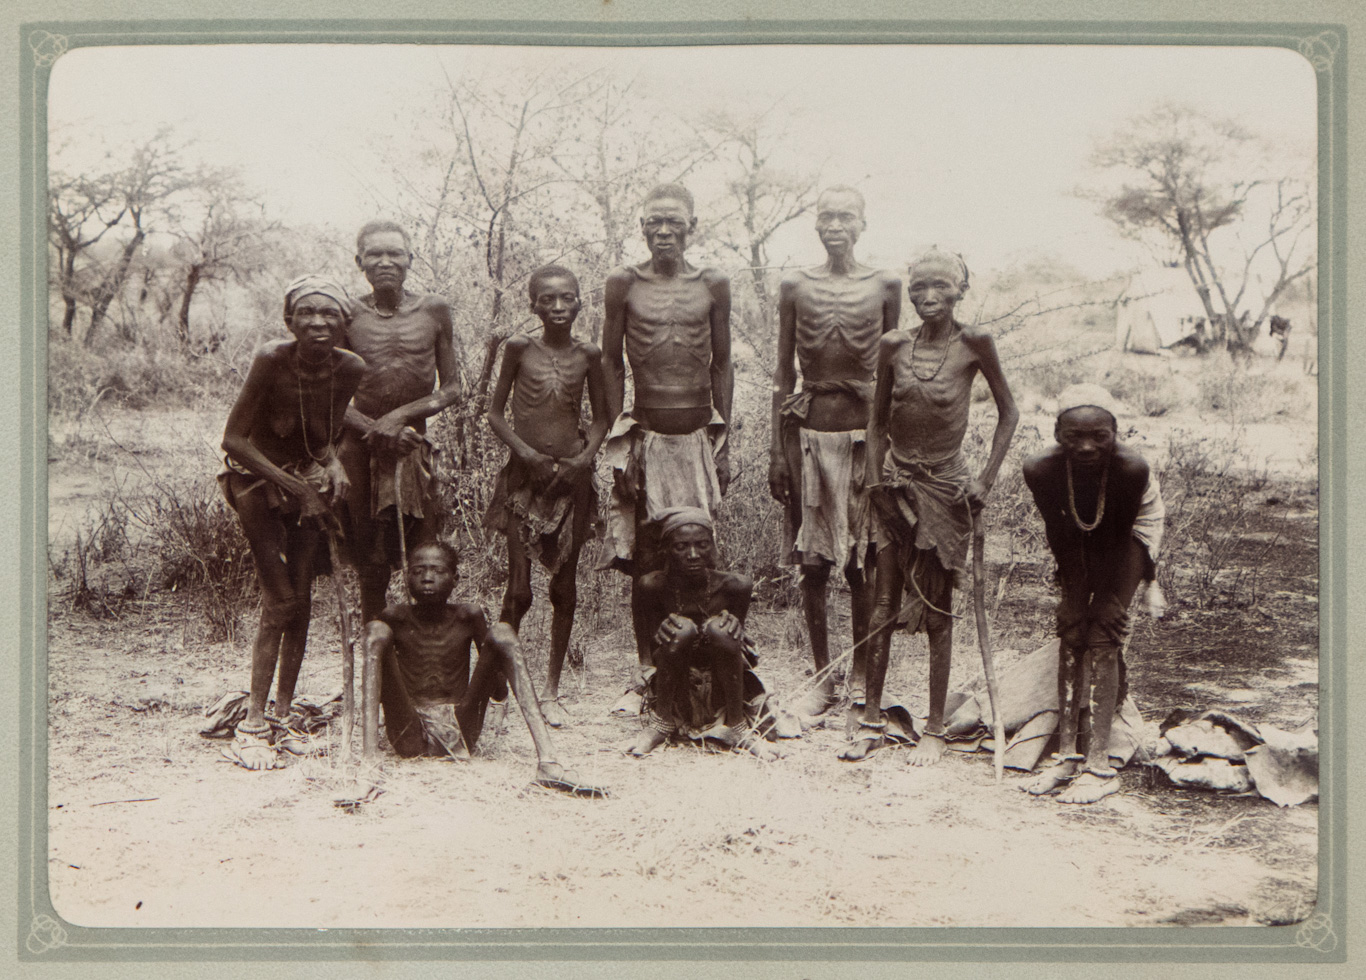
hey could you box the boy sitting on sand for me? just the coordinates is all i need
[362,540,606,797]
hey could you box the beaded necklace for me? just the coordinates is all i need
[296,348,335,464]
[909,323,958,382]
[1065,456,1109,532]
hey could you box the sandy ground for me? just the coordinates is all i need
[43,396,1320,930]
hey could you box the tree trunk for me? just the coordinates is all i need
[84,230,144,347]
[177,263,202,350]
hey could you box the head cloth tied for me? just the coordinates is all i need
[1056,383,1120,421]
[283,275,352,321]
[655,506,713,541]
[910,245,970,287]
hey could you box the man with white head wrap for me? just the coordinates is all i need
[626,507,783,761]
[1021,383,1166,803]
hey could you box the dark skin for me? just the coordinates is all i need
[602,193,734,671]
[342,228,462,622]
[627,525,779,761]
[487,274,609,725]
[1022,407,1150,804]
[770,188,901,716]
[221,293,366,759]
[843,257,1019,764]
[363,544,604,795]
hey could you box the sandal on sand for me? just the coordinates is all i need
[220,725,283,770]
[1057,766,1121,805]
[838,719,888,761]
[530,765,609,799]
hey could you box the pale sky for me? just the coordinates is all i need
[48,43,1316,282]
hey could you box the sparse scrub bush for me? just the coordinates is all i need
[1155,429,1280,610]
[48,337,244,417]
[1195,354,1313,424]
[1102,365,1192,417]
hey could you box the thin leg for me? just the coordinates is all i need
[795,562,838,717]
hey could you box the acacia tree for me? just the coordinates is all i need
[1089,102,1315,354]
[166,170,279,352]
[48,161,125,338]
[77,129,194,346]
[693,104,823,358]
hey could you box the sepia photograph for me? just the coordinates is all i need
[41,38,1321,934]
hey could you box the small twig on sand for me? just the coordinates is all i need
[90,798,159,806]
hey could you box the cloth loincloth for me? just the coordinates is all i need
[484,454,600,574]
[218,456,335,576]
[872,448,973,631]
[340,434,437,570]
[640,635,777,746]
[370,439,435,520]
[411,700,471,760]
[601,410,725,573]
[781,427,871,568]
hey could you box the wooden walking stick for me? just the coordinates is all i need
[971,511,1006,784]
[325,530,355,761]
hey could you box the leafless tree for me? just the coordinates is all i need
[1088,102,1315,354]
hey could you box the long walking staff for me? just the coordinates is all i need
[325,530,356,762]
[971,510,1006,783]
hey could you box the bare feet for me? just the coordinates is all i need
[1057,769,1120,804]
[531,761,609,799]
[539,697,571,728]
[1022,758,1079,795]
[837,721,886,762]
[627,728,667,757]
[221,726,282,770]
[906,732,947,767]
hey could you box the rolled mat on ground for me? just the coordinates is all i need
[1145,708,1318,807]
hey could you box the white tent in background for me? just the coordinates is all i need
[1114,266,1205,352]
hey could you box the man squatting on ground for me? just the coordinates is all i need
[485,265,609,727]
[1022,384,1166,805]
[218,276,366,770]
[770,186,901,718]
[845,248,1019,765]
[627,508,781,761]
[601,184,733,712]
[341,220,461,624]
[363,541,606,797]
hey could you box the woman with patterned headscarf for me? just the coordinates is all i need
[217,275,366,769]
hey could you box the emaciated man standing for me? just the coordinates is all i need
[601,184,733,712]
[342,220,461,623]
[771,186,901,718]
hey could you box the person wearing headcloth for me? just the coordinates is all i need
[340,220,461,625]
[218,275,367,769]
[843,246,1019,765]
[627,507,783,760]
[1021,383,1166,804]
[769,186,902,718]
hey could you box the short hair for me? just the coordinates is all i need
[528,264,580,302]
[409,539,460,575]
[642,182,695,216]
[355,219,412,255]
[909,246,970,288]
[818,185,866,215]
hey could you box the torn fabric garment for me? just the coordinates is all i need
[600,411,724,572]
